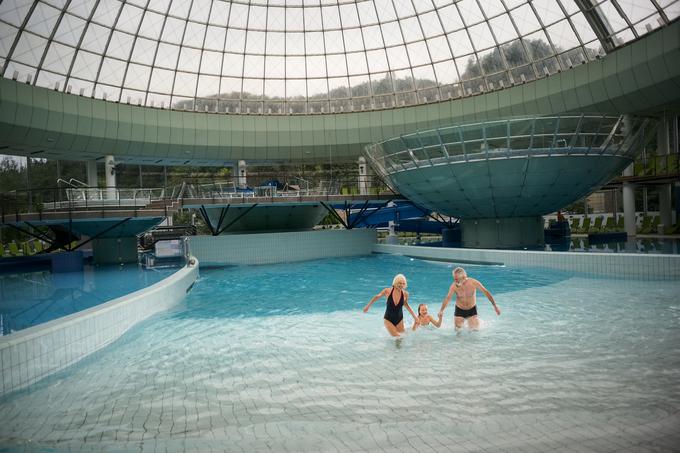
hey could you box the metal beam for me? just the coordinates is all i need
[573,0,617,53]
[216,204,259,235]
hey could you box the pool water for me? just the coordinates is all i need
[0,265,178,336]
[1,255,679,451]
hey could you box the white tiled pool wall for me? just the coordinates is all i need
[0,261,199,398]
[188,229,377,266]
[374,244,680,280]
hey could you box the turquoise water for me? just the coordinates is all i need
[0,265,178,336]
[1,255,679,451]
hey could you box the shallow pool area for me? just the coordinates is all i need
[0,265,178,336]
[1,255,679,451]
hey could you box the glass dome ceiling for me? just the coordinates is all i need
[1,0,677,115]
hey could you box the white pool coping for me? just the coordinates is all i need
[373,244,680,280]
[0,258,199,398]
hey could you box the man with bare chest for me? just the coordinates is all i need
[438,267,501,330]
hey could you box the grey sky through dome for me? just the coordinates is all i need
[1,0,678,114]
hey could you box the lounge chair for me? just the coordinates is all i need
[603,217,617,232]
[639,216,659,234]
[638,215,652,234]
[23,242,35,256]
[8,242,22,256]
[592,216,603,232]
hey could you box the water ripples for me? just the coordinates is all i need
[1,256,680,450]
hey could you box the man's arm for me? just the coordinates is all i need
[438,285,455,317]
[475,280,501,315]
[431,314,443,328]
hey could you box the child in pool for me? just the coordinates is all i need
[412,304,443,331]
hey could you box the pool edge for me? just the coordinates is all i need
[373,244,680,280]
[0,258,200,398]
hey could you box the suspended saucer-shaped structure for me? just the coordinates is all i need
[364,115,651,248]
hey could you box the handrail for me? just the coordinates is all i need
[69,178,89,187]
[56,178,74,188]
[1,174,395,224]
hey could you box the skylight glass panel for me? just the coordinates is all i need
[0,0,675,114]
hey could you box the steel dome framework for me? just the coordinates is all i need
[1,0,677,116]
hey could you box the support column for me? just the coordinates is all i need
[25,156,32,206]
[657,114,673,232]
[86,160,97,187]
[659,185,672,233]
[386,201,398,244]
[105,155,116,199]
[358,156,370,195]
[622,163,636,236]
[237,160,247,189]
[613,189,619,221]
[675,181,680,225]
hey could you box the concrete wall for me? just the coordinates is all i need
[0,260,199,397]
[189,229,376,266]
[374,243,680,280]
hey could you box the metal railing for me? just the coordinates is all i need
[1,173,395,223]
[364,115,653,179]
[0,185,170,223]
[178,175,390,201]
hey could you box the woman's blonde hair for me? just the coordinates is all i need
[392,273,407,288]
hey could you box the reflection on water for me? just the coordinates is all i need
[546,237,680,254]
[0,265,177,336]
[393,236,680,254]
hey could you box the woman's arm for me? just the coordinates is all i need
[403,292,418,320]
[412,318,419,331]
[363,288,387,312]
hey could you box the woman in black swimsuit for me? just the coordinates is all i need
[363,274,417,337]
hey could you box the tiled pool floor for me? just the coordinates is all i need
[1,256,679,452]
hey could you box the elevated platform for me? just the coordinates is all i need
[180,193,402,209]
[2,192,405,245]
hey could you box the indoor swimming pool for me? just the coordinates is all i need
[1,254,679,451]
[0,265,178,336]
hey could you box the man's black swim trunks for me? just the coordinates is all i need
[454,305,477,318]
